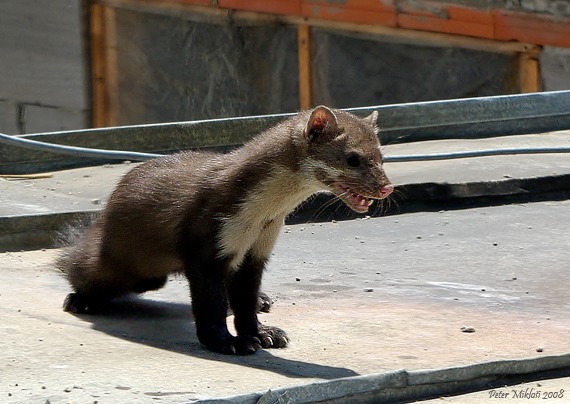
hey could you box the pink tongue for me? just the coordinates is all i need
[380,185,394,198]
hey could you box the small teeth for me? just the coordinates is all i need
[337,184,375,209]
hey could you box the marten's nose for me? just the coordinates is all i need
[379,184,393,199]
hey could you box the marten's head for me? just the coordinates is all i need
[299,105,393,213]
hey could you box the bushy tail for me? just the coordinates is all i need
[54,213,99,289]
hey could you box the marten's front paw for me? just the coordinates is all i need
[204,335,260,355]
[258,325,289,349]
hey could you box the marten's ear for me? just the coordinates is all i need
[305,106,338,142]
[363,110,379,135]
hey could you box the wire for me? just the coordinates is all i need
[383,146,570,163]
[0,131,161,161]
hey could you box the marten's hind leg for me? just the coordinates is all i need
[62,259,132,314]
[59,241,168,314]
[63,274,168,314]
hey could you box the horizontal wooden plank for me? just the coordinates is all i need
[397,13,494,39]
[301,3,396,26]
[99,0,533,54]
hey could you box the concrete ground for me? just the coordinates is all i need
[1,131,570,403]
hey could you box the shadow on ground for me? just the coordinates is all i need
[68,296,359,380]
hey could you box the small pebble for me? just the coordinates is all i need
[364,288,374,292]
[91,198,101,205]
[460,326,475,333]
[295,278,300,282]
[536,347,544,353]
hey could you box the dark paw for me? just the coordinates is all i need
[258,325,289,349]
[257,291,273,313]
[63,293,106,314]
[233,335,262,355]
[204,335,261,356]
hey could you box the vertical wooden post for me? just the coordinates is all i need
[90,1,118,127]
[298,24,312,110]
[90,2,106,127]
[103,5,119,126]
[518,47,541,93]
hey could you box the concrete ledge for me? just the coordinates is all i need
[200,354,570,403]
[0,210,98,253]
[2,172,570,253]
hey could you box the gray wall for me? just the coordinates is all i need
[0,0,89,134]
[541,47,570,91]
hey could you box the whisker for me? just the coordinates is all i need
[310,193,346,222]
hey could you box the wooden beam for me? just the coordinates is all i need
[518,49,542,93]
[90,2,119,127]
[90,2,106,127]
[297,25,312,110]
[96,0,533,55]
[103,5,119,126]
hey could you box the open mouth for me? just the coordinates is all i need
[333,184,376,214]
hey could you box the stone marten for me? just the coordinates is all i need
[57,106,393,355]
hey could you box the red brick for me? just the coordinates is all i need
[303,0,395,13]
[494,10,570,47]
[218,0,301,16]
[397,13,494,39]
[302,3,396,26]
[447,5,493,25]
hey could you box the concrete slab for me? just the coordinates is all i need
[2,131,570,251]
[2,201,569,403]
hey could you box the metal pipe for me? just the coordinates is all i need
[2,131,570,164]
[0,131,161,161]
[383,146,570,163]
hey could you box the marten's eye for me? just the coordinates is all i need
[346,154,361,168]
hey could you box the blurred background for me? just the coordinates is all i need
[1,0,569,135]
